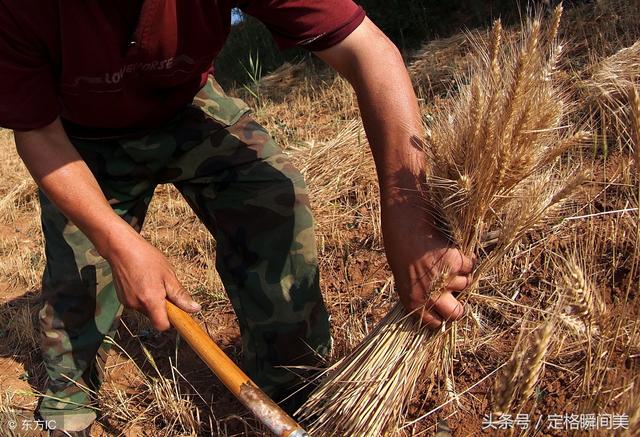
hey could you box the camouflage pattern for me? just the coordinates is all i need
[37,76,331,431]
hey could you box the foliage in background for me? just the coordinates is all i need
[356,0,532,48]
[215,12,308,89]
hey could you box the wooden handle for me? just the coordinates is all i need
[166,301,309,437]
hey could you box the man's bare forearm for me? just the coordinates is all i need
[316,17,471,327]
[315,17,424,205]
[14,118,139,259]
[15,118,199,329]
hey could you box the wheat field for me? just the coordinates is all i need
[0,1,638,436]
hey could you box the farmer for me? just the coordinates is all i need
[0,1,473,435]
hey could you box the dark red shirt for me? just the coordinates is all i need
[0,0,365,136]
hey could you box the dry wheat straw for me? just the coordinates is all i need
[631,86,640,158]
[100,329,205,436]
[299,6,588,435]
[584,41,640,149]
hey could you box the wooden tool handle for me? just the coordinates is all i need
[166,301,309,437]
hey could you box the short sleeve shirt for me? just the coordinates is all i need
[0,0,365,136]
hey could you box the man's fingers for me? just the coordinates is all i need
[431,291,464,321]
[411,296,462,330]
[419,307,443,329]
[146,300,171,331]
[165,279,201,314]
[456,252,474,275]
[447,274,471,291]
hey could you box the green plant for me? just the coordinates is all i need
[241,51,263,103]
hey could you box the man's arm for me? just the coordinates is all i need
[314,17,472,328]
[14,118,200,330]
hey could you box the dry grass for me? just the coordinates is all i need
[0,1,638,436]
[0,298,39,355]
[98,329,219,436]
[99,353,203,435]
[0,392,24,437]
[582,41,640,151]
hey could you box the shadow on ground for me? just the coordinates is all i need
[0,288,262,436]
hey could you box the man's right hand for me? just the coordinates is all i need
[15,118,200,332]
[105,234,201,331]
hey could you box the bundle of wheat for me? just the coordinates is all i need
[408,29,521,100]
[298,6,592,435]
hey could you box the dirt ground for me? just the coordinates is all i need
[0,184,396,436]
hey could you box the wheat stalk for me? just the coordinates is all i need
[630,85,640,162]
[493,332,526,414]
[493,321,553,415]
[557,256,606,334]
[519,322,553,402]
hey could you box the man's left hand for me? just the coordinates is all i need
[382,199,474,328]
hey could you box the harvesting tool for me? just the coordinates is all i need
[166,301,309,437]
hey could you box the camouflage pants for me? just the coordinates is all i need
[37,77,331,431]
